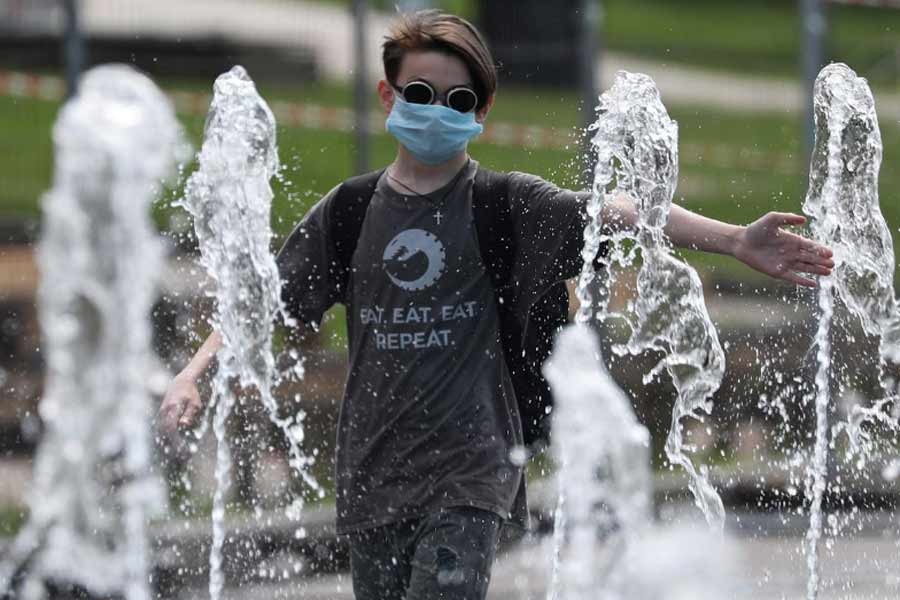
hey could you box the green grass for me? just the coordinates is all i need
[4,80,900,287]
[0,505,27,537]
[603,0,900,86]
[300,0,900,87]
[153,74,587,130]
[0,97,54,215]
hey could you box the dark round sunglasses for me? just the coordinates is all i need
[396,79,479,114]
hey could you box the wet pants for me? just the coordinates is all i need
[347,507,502,600]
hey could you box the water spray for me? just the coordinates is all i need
[802,62,900,600]
[0,64,183,600]
[580,71,727,529]
[179,66,321,600]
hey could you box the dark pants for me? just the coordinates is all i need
[347,507,502,600]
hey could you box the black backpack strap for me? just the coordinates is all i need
[471,167,524,392]
[471,167,520,362]
[472,167,571,450]
[329,169,385,298]
[472,168,514,290]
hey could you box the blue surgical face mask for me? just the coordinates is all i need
[385,96,483,165]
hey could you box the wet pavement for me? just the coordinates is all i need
[2,497,897,598]
[176,517,900,600]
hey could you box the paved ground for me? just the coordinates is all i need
[4,521,898,599]
[185,528,900,600]
[0,459,31,505]
[78,0,900,119]
[4,448,900,599]
[81,0,393,84]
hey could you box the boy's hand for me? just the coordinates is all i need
[158,375,204,433]
[734,212,834,287]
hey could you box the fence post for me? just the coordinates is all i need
[62,0,86,99]
[578,0,601,185]
[352,0,370,175]
[801,0,827,175]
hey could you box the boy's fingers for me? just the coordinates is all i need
[796,262,832,276]
[180,400,201,427]
[799,249,834,267]
[804,243,833,258]
[157,399,176,420]
[783,271,817,287]
[165,402,184,431]
[771,212,807,227]
[782,230,833,259]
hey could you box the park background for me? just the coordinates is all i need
[1,1,900,592]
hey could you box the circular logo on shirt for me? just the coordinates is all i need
[382,229,446,291]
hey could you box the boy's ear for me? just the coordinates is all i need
[476,93,495,124]
[377,80,396,114]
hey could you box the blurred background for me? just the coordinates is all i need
[1,0,900,550]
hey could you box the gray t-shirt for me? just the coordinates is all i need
[277,161,589,534]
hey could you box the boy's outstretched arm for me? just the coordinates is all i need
[157,330,222,433]
[601,194,834,287]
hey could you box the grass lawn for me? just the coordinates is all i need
[3,79,900,287]
[603,0,900,87]
[302,0,900,88]
[0,97,54,216]
[0,505,27,537]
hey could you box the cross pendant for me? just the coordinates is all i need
[434,210,444,225]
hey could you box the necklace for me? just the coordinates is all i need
[387,159,470,226]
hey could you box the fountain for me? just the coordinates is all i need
[177,65,321,600]
[5,50,900,600]
[576,71,727,529]
[544,324,738,600]
[542,69,741,600]
[802,62,900,600]
[0,64,183,599]
[543,325,651,599]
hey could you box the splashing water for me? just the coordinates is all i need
[802,62,900,600]
[580,71,726,529]
[544,325,651,599]
[0,65,182,599]
[179,66,320,600]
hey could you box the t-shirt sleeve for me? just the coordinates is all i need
[275,185,343,328]
[506,172,599,315]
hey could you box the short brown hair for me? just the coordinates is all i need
[382,10,497,111]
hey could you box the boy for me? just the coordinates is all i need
[160,10,833,599]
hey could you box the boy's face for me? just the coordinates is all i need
[378,50,493,123]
